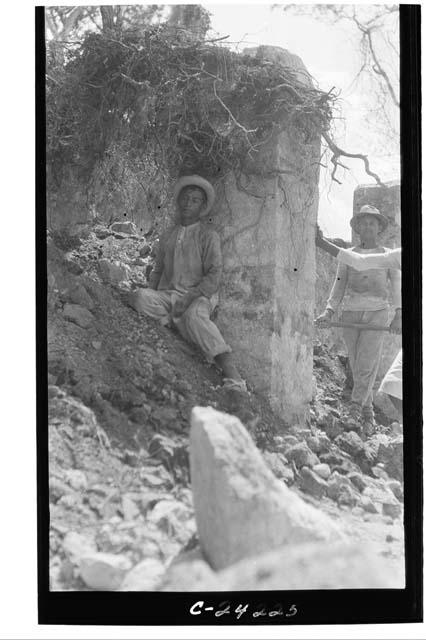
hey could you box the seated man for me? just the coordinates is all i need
[129,174,245,391]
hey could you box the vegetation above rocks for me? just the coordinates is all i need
[47,24,335,186]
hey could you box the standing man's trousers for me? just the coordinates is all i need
[341,308,389,414]
[129,288,231,361]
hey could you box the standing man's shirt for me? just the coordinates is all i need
[326,246,401,314]
[149,221,222,301]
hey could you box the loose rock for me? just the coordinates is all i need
[63,531,97,560]
[284,443,319,469]
[190,542,404,590]
[347,472,368,493]
[110,221,138,235]
[382,502,402,519]
[190,407,344,570]
[299,467,329,498]
[359,496,379,513]
[335,431,364,457]
[387,480,404,502]
[64,469,88,492]
[120,558,165,591]
[312,463,331,480]
[98,259,128,285]
[63,303,94,328]
[263,451,292,481]
[79,553,132,590]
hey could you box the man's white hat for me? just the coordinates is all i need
[173,175,216,216]
[350,204,389,233]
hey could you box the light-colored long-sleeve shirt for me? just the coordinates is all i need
[337,247,401,271]
[149,221,222,300]
[326,246,401,313]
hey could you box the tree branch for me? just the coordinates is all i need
[322,131,386,187]
[365,28,400,107]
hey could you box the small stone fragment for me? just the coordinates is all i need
[382,502,402,519]
[110,221,138,235]
[387,480,404,502]
[359,496,379,514]
[63,303,94,328]
[312,463,331,480]
[347,472,368,493]
[299,467,329,498]
[284,443,319,469]
[335,431,364,457]
[120,558,165,591]
[64,469,88,491]
[80,553,132,590]
[63,531,97,560]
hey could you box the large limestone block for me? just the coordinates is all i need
[213,45,320,422]
[190,406,345,571]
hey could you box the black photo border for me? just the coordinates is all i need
[36,4,422,625]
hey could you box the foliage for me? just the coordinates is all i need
[46,23,335,189]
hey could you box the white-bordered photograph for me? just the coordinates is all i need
[41,2,421,622]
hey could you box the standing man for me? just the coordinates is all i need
[315,205,401,433]
[129,175,246,391]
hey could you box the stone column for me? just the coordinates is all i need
[213,47,321,424]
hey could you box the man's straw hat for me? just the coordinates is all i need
[173,175,216,216]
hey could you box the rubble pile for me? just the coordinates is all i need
[47,222,404,591]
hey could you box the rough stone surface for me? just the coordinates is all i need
[62,531,97,560]
[67,282,94,309]
[64,469,88,491]
[326,472,356,503]
[388,480,404,502]
[377,436,404,481]
[359,496,380,514]
[335,431,365,457]
[312,463,331,480]
[382,501,402,519]
[177,542,404,590]
[348,472,368,493]
[211,47,320,423]
[263,451,292,481]
[79,552,132,590]
[319,415,344,440]
[120,558,165,591]
[190,406,344,570]
[284,443,319,469]
[299,467,329,498]
[110,221,138,235]
[98,259,129,285]
[63,303,94,328]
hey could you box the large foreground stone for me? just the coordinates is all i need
[190,407,345,570]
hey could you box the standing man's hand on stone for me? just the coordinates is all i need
[315,224,324,246]
[315,309,333,328]
[389,308,402,334]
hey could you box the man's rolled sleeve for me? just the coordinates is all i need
[388,268,402,308]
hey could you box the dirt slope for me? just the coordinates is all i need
[47,224,404,591]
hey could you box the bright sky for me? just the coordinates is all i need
[204,3,400,239]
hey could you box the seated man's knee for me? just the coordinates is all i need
[128,288,156,313]
[183,301,208,328]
